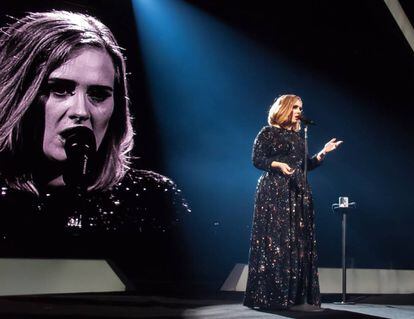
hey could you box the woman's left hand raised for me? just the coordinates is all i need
[323,138,343,153]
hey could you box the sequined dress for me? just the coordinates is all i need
[0,169,191,283]
[244,125,322,309]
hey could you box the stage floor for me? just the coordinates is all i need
[0,292,413,318]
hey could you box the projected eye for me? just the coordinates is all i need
[47,80,76,97]
[88,86,113,103]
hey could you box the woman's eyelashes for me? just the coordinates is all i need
[47,79,76,97]
[45,79,113,103]
[87,86,113,103]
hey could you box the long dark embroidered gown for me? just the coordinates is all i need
[244,125,322,309]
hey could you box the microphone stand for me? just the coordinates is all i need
[304,125,308,184]
[301,124,309,304]
[301,118,316,304]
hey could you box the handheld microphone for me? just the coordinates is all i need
[299,115,316,125]
[62,126,96,190]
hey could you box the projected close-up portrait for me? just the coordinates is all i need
[0,9,190,286]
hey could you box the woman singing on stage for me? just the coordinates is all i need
[244,94,342,311]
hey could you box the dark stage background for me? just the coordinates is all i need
[1,0,413,286]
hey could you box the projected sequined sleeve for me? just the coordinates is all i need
[0,169,191,257]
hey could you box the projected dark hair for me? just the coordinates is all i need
[0,10,134,193]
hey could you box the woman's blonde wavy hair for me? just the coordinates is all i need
[267,94,302,132]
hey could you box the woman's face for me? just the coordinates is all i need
[290,99,303,125]
[42,47,115,162]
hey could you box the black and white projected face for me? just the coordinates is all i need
[43,47,115,162]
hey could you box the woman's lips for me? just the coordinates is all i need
[58,126,87,145]
[59,126,92,139]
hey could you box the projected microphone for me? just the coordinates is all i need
[298,114,316,125]
[62,126,96,190]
